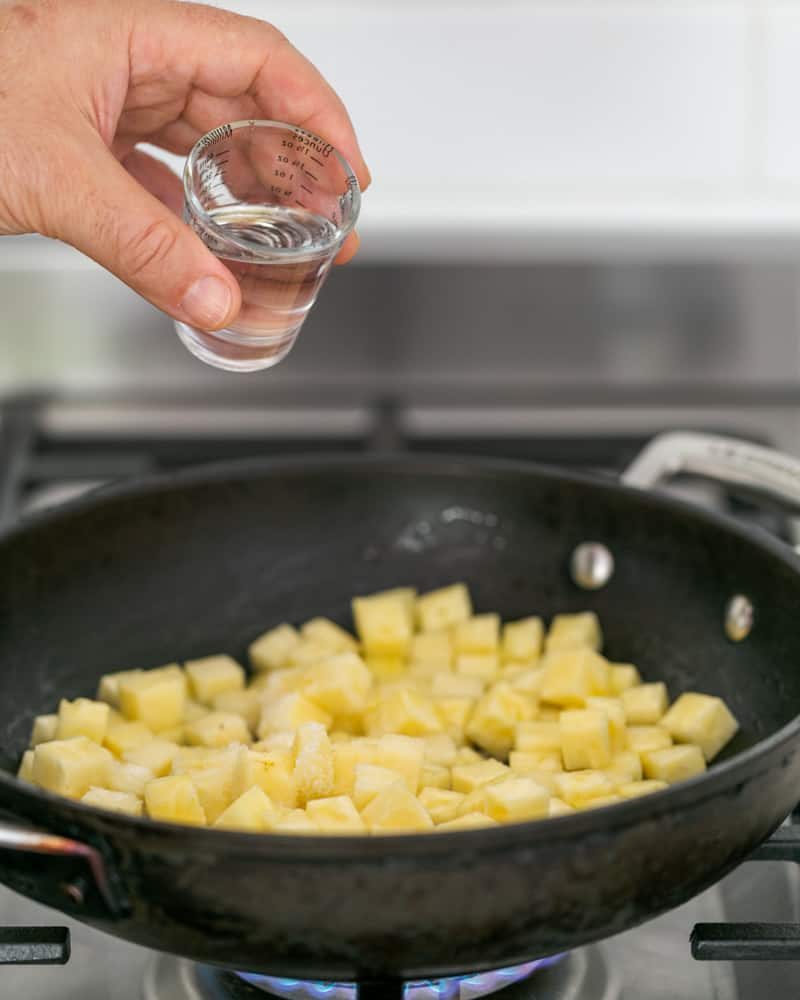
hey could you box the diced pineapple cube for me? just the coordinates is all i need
[184,712,250,748]
[213,786,276,831]
[144,775,206,825]
[361,784,434,832]
[96,669,143,708]
[56,698,110,743]
[418,787,465,824]
[537,707,561,721]
[609,663,642,694]
[416,584,473,633]
[436,811,497,831]
[546,612,602,652]
[453,614,500,654]
[185,655,245,706]
[420,763,451,789]
[540,649,594,707]
[509,750,562,776]
[434,697,474,739]
[466,682,536,758]
[17,750,34,782]
[365,687,443,738]
[258,692,332,738]
[307,795,366,833]
[234,747,297,807]
[586,696,628,752]
[30,714,58,747]
[293,722,334,804]
[578,794,622,810]
[626,725,673,756]
[250,666,307,697]
[353,764,405,809]
[451,758,509,794]
[409,632,452,669]
[108,760,152,796]
[455,654,499,682]
[371,734,425,794]
[32,737,112,798]
[364,655,407,680]
[211,689,261,731]
[502,617,544,663]
[515,720,561,754]
[622,682,668,725]
[81,787,143,816]
[252,732,295,753]
[642,745,706,783]
[423,733,458,766]
[455,785,492,816]
[103,719,154,758]
[453,746,484,765]
[301,618,358,654]
[484,777,550,822]
[288,639,338,669]
[555,769,617,807]
[372,587,418,626]
[352,592,413,657]
[302,652,372,716]
[272,809,317,833]
[123,739,180,777]
[183,699,209,723]
[559,709,612,770]
[431,673,484,699]
[507,668,545,698]
[118,669,185,732]
[549,796,575,817]
[188,765,235,824]
[619,779,669,799]
[660,693,739,762]
[171,745,229,772]
[249,624,300,672]
[604,751,643,786]
[331,739,375,796]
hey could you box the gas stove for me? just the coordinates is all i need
[1,393,800,999]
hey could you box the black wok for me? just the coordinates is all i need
[0,431,799,984]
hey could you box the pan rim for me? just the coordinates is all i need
[1,449,797,854]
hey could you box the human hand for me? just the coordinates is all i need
[0,0,370,331]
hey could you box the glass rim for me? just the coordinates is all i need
[182,119,361,257]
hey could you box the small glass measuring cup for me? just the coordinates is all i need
[176,120,361,373]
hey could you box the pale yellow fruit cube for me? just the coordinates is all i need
[184,712,250,749]
[423,733,458,766]
[248,623,300,672]
[434,697,474,739]
[578,794,622,811]
[307,795,366,833]
[586,696,628,752]
[258,692,332,738]
[502,617,544,663]
[549,796,575,817]
[302,652,372,717]
[515,720,561,754]
[455,786,492,816]
[331,713,366,737]
[171,745,229,772]
[352,592,413,657]
[622,683,669,725]
[81,787,142,817]
[660,693,739,762]
[452,614,500,655]
[145,775,206,825]
[420,763,451,790]
[371,734,425,794]
[619,779,669,799]
[301,618,358,654]
[455,654,499,683]
[56,698,110,743]
[537,707,561,721]
[587,654,612,696]
[329,730,352,743]
[158,724,185,744]
[484,777,550,823]
[353,764,405,809]
[435,812,496,831]
[365,688,443,738]
[250,666,307,697]
[211,689,261,731]
[555,769,617,807]
[272,809,318,833]
[545,612,602,652]
[431,673,484,699]
[409,632,452,669]
[183,699,209,723]
[466,682,536,758]
[370,587,418,627]
[293,722,334,804]
[604,751,643,786]
[213,786,275,831]
[361,784,434,832]
[252,732,295,753]
[507,668,545,698]
[187,765,235,824]
[416,584,472,633]
[30,714,58,747]
[418,787,465,824]
[364,656,407,681]
[453,746,483,765]
[234,747,297,807]
[288,639,339,669]
[626,725,673,756]
[559,709,612,771]
[609,663,642,694]
[331,739,376,796]
[108,761,153,796]
[96,669,143,708]
[103,719,154,758]
[185,655,245,706]
[451,758,509,794]
[123,739,180,777]
[33,738,112,798]
[118,669,185,732]
[17,750,34,782]
[509,751,562,777]
[642,745,706,783]
[540,649,593,707]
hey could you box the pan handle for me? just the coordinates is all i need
[622,431,800,517]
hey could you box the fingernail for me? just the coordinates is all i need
[180,276,232,329]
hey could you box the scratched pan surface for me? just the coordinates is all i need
[0,454,798,980]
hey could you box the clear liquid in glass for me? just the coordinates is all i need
[175,204,341,373]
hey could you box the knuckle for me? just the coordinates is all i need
[124,217,179,281]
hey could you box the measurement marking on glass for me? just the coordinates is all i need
[295,199,308,208]
[304,170,319,182]
[300,184,313,195]
[310,156,325,168]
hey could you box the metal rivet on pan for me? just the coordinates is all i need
[62,882,84,905]
[725,595,754,642]
[570,542,614,590]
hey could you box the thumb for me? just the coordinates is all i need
[53,142,240,331]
